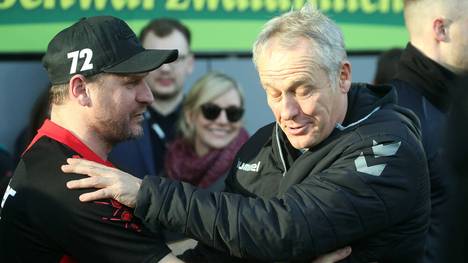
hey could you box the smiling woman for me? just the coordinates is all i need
[164,71,249,190]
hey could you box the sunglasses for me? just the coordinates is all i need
[200,103,244,123]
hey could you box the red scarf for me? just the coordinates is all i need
[164,128,249,188]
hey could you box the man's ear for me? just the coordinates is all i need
[433,17,451,42]
[69,74,91,107]
[338,61,352,93]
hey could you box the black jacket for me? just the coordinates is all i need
[444,75,468,262]
[392,43,457,263]
[134,84,430,262]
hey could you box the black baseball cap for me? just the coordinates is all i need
[43,16,178,85]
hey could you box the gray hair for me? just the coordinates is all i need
[252,3,347,87]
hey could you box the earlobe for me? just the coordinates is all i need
[77,87,91,107]
[70,75,91,107]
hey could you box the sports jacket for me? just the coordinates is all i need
[0,120,170,263]
[134,83,430,262]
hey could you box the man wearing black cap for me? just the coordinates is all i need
[0,16,182,263]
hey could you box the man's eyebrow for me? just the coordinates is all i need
[290,78,309,88]
[263,77,314,91]
[287,78,314,91]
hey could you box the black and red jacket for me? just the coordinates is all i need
[0,119,170,262]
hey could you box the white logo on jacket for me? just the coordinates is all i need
[237,161,261,173]
[0,184,16,219]
[354,140,401,176]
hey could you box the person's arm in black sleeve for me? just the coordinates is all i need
[134,133,429,262]
[56,171,172,262]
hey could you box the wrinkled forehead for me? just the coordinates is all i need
[268,37,324,64]
[259,35,316,56]
[257,39,323,78]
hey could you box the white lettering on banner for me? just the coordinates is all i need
[67,48,94,74]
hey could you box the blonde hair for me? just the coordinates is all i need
[178,71,244,142]
[49,83,69,105]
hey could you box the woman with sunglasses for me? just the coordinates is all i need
[164,71,249,191]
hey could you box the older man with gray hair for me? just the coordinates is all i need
[63,5,430,262]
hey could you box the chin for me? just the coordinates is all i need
[289,137,317,150]
[211,143,229,150]
[289,142,306,150]
[207,140,230,150]
[131,129,144,138]
[120,125,141,140]
[154,90,178,100]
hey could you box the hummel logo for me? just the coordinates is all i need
[354,140,401,176]
[237,161,261,172]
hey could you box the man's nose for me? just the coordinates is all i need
[137,81,154,105]
[280,93,300,121]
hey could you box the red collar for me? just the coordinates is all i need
[25,119,113,167]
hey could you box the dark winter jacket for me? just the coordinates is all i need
[134,83,430,262]
[392,43,457,263]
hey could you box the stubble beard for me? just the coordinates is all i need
[94,117,143,147]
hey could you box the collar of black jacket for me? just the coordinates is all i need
[395,43,457,112]
[279,83,397,156]
[343,83,396,128]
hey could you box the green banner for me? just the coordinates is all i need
[0,0,407,53]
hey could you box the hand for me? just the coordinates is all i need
[62,158,142,208]
[312,247,352,263]
[158,253,185,263]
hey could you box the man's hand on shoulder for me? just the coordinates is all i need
[62,158,141,208]
[312,247,351,263]
[158,253,185,263]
